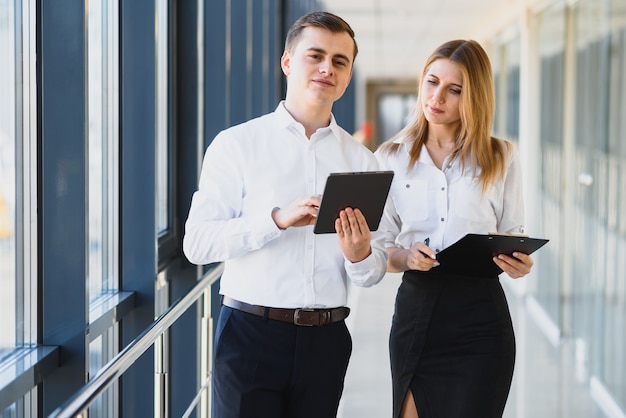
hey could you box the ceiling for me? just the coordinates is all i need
[321,0,515,81]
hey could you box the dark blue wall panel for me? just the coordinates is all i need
[204,0,229,145]
[39,0,87,414]
[120,0,157,416]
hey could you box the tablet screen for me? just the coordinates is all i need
[313,171,394,234]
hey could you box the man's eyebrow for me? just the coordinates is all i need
[306,47,352,64]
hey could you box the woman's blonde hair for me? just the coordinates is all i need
[379,39,510,194]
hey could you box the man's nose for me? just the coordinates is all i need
[319,59,333,75]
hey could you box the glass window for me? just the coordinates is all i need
[536,2,567,328]
[0,0,18,356]
[87,0,119,302]
[596,0,626,409]
[0,0,34,355]
[156,0,170,236]
[88,327,119,417]
[492,33,521,141]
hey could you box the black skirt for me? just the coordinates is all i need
[389,270,516,418]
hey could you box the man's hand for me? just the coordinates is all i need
[335,208,372,263]
[272,195,321,230]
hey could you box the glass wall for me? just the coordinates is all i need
[0,0,36,357]
[1,0,37,414]
[87,0,119,301]
[0,0,18,356]
[156,0,169,237]
[602,2,626,407]
[87,0,120,416]
[536,1,567,329]
[575,0,626,408]
[492,33,521,143]
[531,0,626,411]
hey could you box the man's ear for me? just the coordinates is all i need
[280,50,291,76]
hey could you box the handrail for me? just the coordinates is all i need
[48,263,225,418]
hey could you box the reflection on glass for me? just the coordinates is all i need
[536,2,566,328]
[575,0,626,408]
[0,0,18,353]
[89,328,118,417]
[87,0,119,301]
[87,1,120,415]
[156,0,169,235]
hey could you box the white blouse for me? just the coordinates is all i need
[375,138,525,255]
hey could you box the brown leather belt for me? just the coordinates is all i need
[222,296,350,327]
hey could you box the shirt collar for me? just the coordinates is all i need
[391,137,436,166]
[274,101,341,142]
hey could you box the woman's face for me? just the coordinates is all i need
[420,58,463,127]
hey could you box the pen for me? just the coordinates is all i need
[419,238,431,258]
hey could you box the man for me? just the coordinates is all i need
[183,11,387,418]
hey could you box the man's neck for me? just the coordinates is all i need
[283,98,333,139]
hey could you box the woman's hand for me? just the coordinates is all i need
[405,241,438,271]
[387,242,438,272]
[493,252,533,279]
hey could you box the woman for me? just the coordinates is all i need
[375,39,534,418]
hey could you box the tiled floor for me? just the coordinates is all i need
[338,272,611,418]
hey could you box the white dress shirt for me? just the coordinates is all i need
[375,137,525,254]
[183,102,387,309]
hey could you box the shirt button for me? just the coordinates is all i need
[405,184,410,188]
[441,218,445,222]
[441,187,445,191]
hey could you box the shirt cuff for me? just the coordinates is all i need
[248,207,282,248]
[344,252,380,287]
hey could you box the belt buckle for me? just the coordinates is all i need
[293,308,315,326]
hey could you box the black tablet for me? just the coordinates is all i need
[436,233,549,277]
[313,171,394,234]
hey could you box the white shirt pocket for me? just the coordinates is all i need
[453,176,497,222]
[391,179,429,223]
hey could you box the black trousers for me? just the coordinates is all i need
[212,305,352,418]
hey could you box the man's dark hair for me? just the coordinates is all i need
[285,11,358,60]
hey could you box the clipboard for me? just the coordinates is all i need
[435,233,549,277]
[313,171,394,234]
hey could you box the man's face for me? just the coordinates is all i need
[281,26,354,106]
